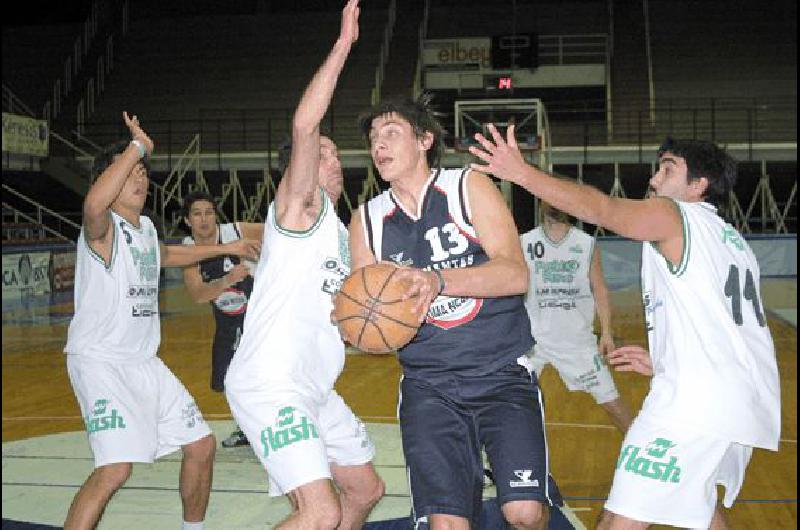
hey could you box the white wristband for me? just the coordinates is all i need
[130,139,146,159]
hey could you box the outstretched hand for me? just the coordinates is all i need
[225,239,261,261]
[606,345,654,376]
[339,0,360,46]
[123,111,154,156]
[468,124,529,186]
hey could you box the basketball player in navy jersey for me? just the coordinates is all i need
[348,95,562,530]
[181,191,263,448]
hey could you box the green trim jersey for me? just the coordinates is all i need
[640,201,780,449]
[520,226,597,351]
[65,211,161,362]
[226,191,351,400]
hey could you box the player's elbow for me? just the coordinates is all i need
[508,261,530,295]
[292,113,319,136]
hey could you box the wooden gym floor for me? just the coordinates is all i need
[2,279,796,528]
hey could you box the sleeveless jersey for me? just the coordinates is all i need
[182,223,255,341]
[64,211,161,362]
[360,168,533,380]
[640,201,780,449]
[520,226,597,351]
[225,190,350,400]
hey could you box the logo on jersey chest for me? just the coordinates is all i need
[535,259,579,284]
[321,257,349,296]
[389,252,414,267]
[215,288,248,315]
[426,295,483,329]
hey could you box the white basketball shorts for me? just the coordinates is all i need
[605,413,752,529]
[66,354,212,467]
[529,344,620,404]
[226,387,375,496]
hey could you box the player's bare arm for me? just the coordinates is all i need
[160,239,261,268]
[348,209,378,270]
[449,170,529,296]
[589,245,615,356]
[469,124,685,265]
[83,112,153,263]
[276,0,359,231]
[183,263,251,304]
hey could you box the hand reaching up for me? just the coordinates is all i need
[123,111,154,157]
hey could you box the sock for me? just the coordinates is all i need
[182,521,204,530]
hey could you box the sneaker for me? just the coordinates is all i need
[221,429,249,448]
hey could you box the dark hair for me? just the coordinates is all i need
[275,127,334,175]
[540,200,574,225]
[182,190,217,219]
[358,92,445,168]
[657,137,736,206]
[91,140,150,183]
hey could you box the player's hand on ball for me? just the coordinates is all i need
[607,345,653,376]
[226,239,261,260]
[394,267,440,324]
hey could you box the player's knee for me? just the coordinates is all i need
[183,434,216,463]
[94,462,132,491]
[501,500,548,529]
[337,467,384,510]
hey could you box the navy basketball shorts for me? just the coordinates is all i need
[399,358,562,527]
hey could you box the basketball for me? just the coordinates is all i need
[333,263,421,353]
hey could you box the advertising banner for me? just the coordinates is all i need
[1,112,49,157]
[2,252,51,299]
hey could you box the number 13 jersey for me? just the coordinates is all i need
[360,168,533,381]
[640,200,780,449]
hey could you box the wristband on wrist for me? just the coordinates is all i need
[130,139,146,159]
[431,268,445,295]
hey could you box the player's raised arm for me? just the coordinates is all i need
[469,124,683,248]
[277,0,359,230]
[83,112,153,256]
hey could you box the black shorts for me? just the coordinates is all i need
[399,359,562,528]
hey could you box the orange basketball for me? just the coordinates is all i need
[333,263,421,353]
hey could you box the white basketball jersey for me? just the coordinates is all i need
[521,226,597,351]
[65,211,161,362]
[640,201,780,449]
[225,191,350,400]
